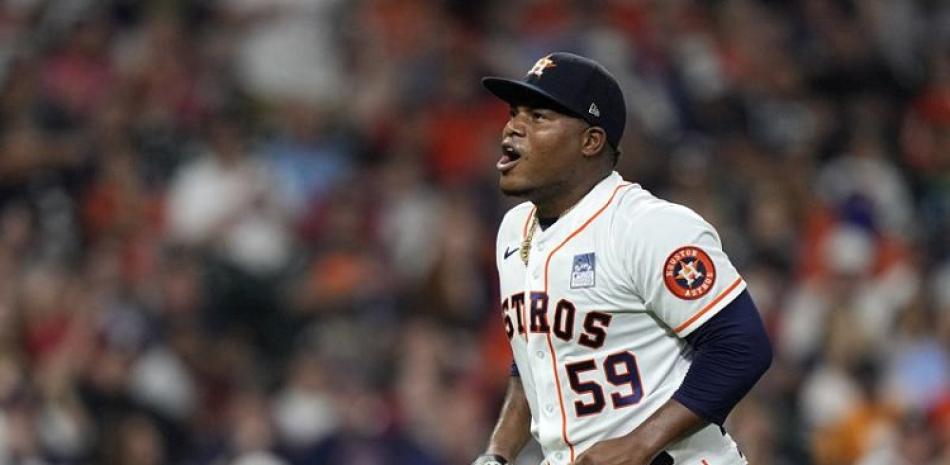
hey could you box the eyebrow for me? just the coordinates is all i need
[510,105,562,116]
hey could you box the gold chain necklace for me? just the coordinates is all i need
[519,203,579,266]
[520,214,538,266]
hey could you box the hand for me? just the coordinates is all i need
[571,436,651,465]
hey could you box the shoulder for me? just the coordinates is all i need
[610,186,716,246]
[496,201,535,244]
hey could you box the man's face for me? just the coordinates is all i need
[496,104,589,199]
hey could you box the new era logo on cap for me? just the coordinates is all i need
[481,52,626,149]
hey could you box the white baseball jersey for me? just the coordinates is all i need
[496,172,748,465]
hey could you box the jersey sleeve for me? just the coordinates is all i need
[624,204,746,337]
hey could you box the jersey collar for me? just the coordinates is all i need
[533,171,624,242]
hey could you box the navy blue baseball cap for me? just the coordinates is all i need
[482,52,626,150]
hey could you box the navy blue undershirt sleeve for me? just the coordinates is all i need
[510,361,520,377]
[672,289,772,425]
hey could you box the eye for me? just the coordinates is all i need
[532,110,547,121]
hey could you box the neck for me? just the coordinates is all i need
[533,171,611,219]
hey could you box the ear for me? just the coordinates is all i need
[580,127,607,158]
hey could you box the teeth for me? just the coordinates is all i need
[498,144,521,172]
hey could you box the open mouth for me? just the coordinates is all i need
[497,144,522,172]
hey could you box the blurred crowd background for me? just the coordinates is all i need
[0,0,948,464]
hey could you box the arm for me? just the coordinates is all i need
[483,375,533,463]
[573,399,702,465]
[574,290,772,465]
[672,290,773,425]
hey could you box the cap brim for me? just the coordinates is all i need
[481,77,582,119]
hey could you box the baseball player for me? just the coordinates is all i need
[472,53,772,465]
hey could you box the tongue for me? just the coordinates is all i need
[498,154,512,164]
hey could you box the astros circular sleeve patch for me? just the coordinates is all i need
[663,246,716,300]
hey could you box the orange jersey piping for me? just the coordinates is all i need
[673,277,744,334]
[541,182,632,462]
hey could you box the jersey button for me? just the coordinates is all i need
[536,350,545,359]
[555,452,564,461]
[544,404,555,415]
[532,268,540,279]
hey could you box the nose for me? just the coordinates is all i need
[503,113,525,139]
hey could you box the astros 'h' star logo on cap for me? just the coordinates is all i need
[664,246,716,300]
[527,55,557,77]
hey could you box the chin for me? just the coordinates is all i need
[499,177,535,198]
[501,187,534,198]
